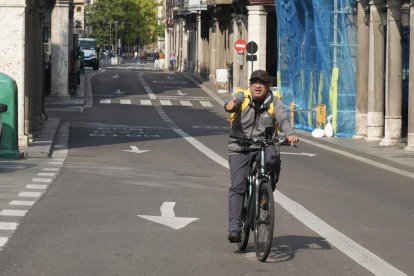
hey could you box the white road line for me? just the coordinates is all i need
[120,99,131,104]
[18,192,42,198]
[276,191,407,275]
[32,178,52,183]
[180,100,192,106]
[26,184,48,190]
[199,101,213,107]
[48,161,63,165]
[10,200,35,206]
[140,100,152,105]
[100,99,111,104]
[138,73,157,99]
[0,222,18,230]
[43,168,59,172]
[0,210,27,217]
[37,172,56,177]
[53,158,65,161]
[0,237,8,247]
[160,100,172,106]
[172,129,407,275]
[300,137,414,180]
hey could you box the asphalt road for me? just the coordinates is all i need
[0,67,412,275]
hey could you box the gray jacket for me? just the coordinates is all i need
[225,90,295,152]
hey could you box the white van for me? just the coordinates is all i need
[79,38,99,70]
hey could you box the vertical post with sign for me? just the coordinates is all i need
[246,41,258,78]
[234,39,246,90]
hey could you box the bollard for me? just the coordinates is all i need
[290,101,295,128]
[0,72,20,159]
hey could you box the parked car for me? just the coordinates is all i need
[0,103,8,139]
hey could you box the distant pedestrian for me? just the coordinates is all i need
[134,50,138,63]
[140,49,146,64]
[154,51,160,69]
[169,51,176,71]
[159,50,165,70]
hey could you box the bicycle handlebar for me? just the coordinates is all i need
[241,136,295,147]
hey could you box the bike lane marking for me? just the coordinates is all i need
[139,74,408,276]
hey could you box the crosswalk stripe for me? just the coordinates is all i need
[180,101,192,106]
[9,200,35,206]
[100,99,111,104]
[99,98,215,107]
[0,237,8,247]
[160,100,172,106]
[120,99,131,104]
[140,100,152,105]
[200,101,213,107]
[0,222,18,230]
[0,210,27,217]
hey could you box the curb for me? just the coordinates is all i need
[26,118,61,158]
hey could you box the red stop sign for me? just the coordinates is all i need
[234,39,246,52]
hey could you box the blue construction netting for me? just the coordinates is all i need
[275,0,357,137]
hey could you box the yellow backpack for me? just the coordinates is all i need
[230,89,275,124]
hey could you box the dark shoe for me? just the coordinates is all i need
[228,231,241,243]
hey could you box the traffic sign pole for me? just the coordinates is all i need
[233,39,247,89]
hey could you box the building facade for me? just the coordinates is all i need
[166,0,414,150]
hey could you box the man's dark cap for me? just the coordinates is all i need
[249,70,270,83]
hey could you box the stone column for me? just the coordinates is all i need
[209,16,218,82]
[164,27,170,71]
[380,0,404,145]
[182,21,189,72]
[366,0,386,141]
[354,0,370,139]
[406,0,414,150]
[51,0,70,97]
[0,0,30,149]
[196,12,202,75]
[246,6,267,80]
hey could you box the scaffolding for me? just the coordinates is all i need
[275,0,357,136]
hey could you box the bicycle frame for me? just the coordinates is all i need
[245,141,271,231]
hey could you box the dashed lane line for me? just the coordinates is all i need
[0,210,27,217]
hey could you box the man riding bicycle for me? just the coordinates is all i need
[224,69,299,243]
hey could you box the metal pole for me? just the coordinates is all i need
[109,21,112,55]
[115,21,118,57]
[333,0,338,68]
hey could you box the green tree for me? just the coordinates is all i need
[86,0,161,48]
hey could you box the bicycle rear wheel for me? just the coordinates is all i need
[237,193,250,251]
[254,179,275,262]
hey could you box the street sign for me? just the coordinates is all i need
[246,41,258,54]
[234,39,246,52]
[246,54,257,61]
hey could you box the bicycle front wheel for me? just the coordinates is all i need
[254,179,275,262]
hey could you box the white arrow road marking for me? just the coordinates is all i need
[111,74,119,78]
[176,90,187,96]
[122,146,150,154]
[280,152,316,157]
[114,89,125,95]
[138,202,199,230]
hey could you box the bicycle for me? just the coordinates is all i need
[237,126,290,262]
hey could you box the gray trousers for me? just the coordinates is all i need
[228,146,280,232]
